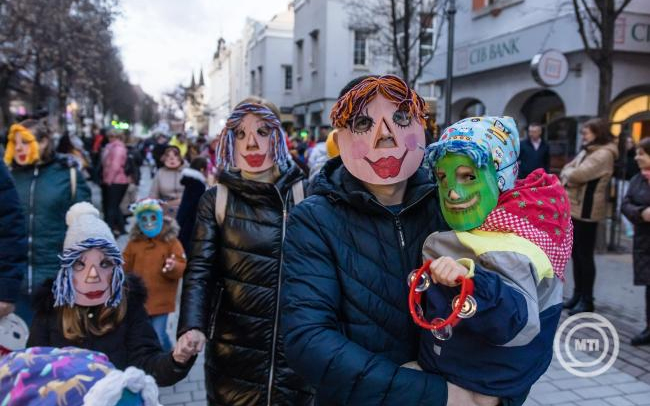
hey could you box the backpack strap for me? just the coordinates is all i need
[70,167,77,202]
[215,182,228,226]
[291,181,304,205]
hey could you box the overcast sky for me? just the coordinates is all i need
[113,0,290,99]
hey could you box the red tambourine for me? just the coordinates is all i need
[408,259,476,335]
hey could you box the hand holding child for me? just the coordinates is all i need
[428,257,468,287]
[172,329,206,364]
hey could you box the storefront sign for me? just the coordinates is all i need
[531,50,569,87]
[422,12,650,81]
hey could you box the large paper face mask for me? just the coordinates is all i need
[233,113,275,172]
[336,95,425,185]
[71,248,114,306]
[136,209,163,238]
[3,124,40,167]
[435,153,499,231]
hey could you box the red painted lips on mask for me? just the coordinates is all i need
[363,150,409,179]
[82,290,107,300]
[242,153,266,167]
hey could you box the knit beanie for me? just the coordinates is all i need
[54,203,124,307]
[0,347,161,406]
[64,202,116,250]
[426,116,520,191]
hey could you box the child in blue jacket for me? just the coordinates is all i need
[413,117,572,404]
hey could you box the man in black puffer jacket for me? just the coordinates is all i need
[280,75,492,405]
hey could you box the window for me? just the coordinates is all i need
[420,12,435,58]
[353,31,368,66]
[250,70,256,94]
[283,65,293,91]
[257,66,263,96]
[296,39,304,78]
[309,30,319,71]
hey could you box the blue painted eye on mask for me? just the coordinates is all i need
[136,209,163,238]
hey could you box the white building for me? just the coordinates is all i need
[246,7,295,123]
[422,0,650,170]
[207,9,295,135]
[292,0,394,134]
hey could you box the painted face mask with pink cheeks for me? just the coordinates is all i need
[71,248,114,306]
[233,114,275,173]
[336,94,425,185]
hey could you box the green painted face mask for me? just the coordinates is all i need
[434,153,500,231]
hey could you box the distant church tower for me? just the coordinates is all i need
[184,69,208,135]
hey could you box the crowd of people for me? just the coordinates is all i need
[0,73,649,406]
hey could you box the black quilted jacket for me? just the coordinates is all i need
[177,164,314,406]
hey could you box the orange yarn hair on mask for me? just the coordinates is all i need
[330,75,427,129]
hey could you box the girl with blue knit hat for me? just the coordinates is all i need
[407,117,572,405]
[26,202,193,387]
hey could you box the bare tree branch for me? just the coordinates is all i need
[614,0,632,17]
[579,0,602,30]
[572,0,599,62]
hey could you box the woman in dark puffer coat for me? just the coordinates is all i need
[177,99,313,406]
[622,137,650,346]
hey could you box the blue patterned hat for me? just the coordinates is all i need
[425,116,520,191]
[0,347,159,405]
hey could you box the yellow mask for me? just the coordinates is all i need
[4,124,40,166]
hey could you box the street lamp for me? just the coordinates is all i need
[444,0,456,127]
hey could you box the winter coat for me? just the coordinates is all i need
[27,275,192,387]
[177,164,314,406]
[560,142,618,222]
[176,168,208,254]
[518,139,550,178]
[622,174,650,285]
[123,218,187,315]
[10,156,91,294]
[280,158,449,405]
[419,231,563,397]
[307,142,328,182]
[149,166,184,203]
[0,161,26,303]
[102,140,129,185]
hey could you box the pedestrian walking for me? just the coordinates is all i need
[518,122,550,178]
[176,99,314,406]
[306,127,329,182]
[149,145,185,218]
[27,202,192,387]
[123,198,186,351]
[0,160,27,322]
[101,129,130,236]
[176,157,209,254]
[169,133,189,159]
[4,120,91,325]
[280,75,481,405]
[151,133,169,170]
[561,118,618,315]
[622,137,650,346]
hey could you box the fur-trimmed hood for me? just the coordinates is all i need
[128,214,179,242]
[33,274,148,316]
[180,167,207,186]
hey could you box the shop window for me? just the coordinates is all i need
[611,95,650,139]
